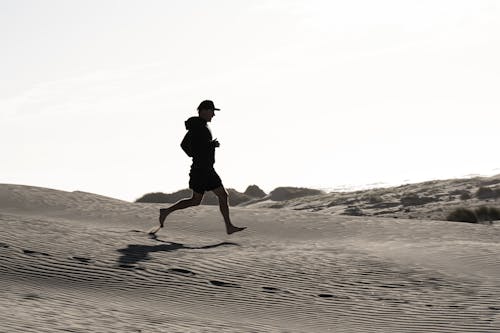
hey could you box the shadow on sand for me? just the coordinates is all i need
[117,239,239,266]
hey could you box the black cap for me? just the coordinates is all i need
[197,100,220,111]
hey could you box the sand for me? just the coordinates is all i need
[1,184,500,332]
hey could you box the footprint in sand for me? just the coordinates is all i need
[209,280,241,288]
[318,294,350,300]
[262,287,280,293]
[379,283,406,289]
[168,268,196,276]
[22,293,41,300]
[376,297,409,304]
[261,287,294,295]
[0,242,9,248]
[22,249,50,256]
[71,256,92,264]
[118,264,145,270]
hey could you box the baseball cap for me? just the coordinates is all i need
[197,100,220,111]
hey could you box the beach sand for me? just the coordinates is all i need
[1,184,499,332]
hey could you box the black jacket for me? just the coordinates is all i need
[180,117,216,167]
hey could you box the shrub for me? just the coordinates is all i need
[460,192,471,200]
[450,189,471,200]
[446,208,477,223]
[269,187,324,201]
[474,206,500,222]
[135,192,168,203]
[269,203,285,209]
[244,185,267,198]
[135,189,192,203]
[363,193,384,204]
[400,194,436,206]
[343,206,364,216]
[446,206,500,223]
[476,187,498,200]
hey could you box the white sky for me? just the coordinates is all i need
[1,0,499,201]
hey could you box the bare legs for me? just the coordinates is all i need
[211,187,247,235]
[155,187,246,235]
[158,192,203,227]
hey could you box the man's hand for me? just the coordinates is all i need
[212,139,220,148]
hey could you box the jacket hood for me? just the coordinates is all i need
[185,116,207,130]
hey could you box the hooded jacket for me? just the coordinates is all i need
[180,116,216,167]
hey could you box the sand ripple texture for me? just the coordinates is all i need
[1,184,500,332]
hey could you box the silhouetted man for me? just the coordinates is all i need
[153,100,246,235]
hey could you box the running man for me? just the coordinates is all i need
[153,100,246,235]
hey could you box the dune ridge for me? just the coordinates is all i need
[243,174,500,222]
[1,184,500,332]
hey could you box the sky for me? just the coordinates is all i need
[1,0,499,202]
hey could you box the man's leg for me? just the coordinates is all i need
[211,186,246,235]
[159,191,204,228]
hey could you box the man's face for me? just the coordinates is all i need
[199,109,215,122]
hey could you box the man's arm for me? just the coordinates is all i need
[180,131,193,157]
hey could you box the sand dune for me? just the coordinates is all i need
[1,184,500,332]
[244,174,500,222]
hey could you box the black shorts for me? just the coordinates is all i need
[189,166,223,194]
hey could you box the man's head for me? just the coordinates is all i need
[197,100,219,122]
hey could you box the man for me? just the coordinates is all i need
[153,100,246,235]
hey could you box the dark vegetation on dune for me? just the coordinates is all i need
[135,185,252,206]
[136,185,325,206]
[135,189,193,203]
[136,175,500,224]
[475,186,500,200]
[136,188,258,206]
[269,187,324,201]
[400,194,437,206]
[244,185,267,198]
[447,206,500,223]
[335,178,500,223]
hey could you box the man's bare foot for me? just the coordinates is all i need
[226,225,247,235]
[159,208,169,228]
[148,226,161,238]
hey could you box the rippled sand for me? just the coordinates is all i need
[1,184,499,332]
